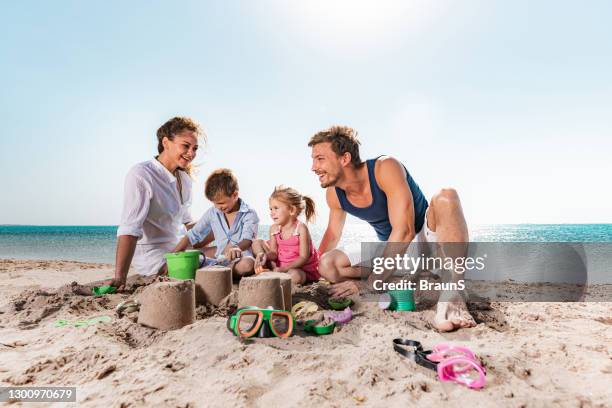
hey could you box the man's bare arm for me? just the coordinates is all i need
[318,187,346,254]
[370,157,416,285]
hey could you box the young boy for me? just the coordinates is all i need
[173,168,258,278]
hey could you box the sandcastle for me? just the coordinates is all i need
[195,266,233,306]
[238,272,292,311]
[137,280,195,330]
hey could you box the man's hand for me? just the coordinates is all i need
[329,280,361,298]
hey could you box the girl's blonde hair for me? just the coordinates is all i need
[270,186,316,224]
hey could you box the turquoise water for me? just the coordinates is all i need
[1,224,611,264]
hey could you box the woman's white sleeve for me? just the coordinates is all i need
[180,173,194,225]
[181,199,193,225]
[116,169,152,238]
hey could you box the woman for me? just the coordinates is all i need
[107,117,204,289]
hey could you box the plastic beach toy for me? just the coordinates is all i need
[92,285,116,296]
[324,307,353,325]
[304,319,336,335]
[291,301,319,319]
[164,250,200,280]
[379,290,415,311]
[227,307,294,338]
[116,299,140,316]
[328,297,353,310]
[393,339,486,389]
[389,289,415,311]
[55,315,113,328]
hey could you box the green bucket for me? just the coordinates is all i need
[388,289,415,311]
[164,250,200,280]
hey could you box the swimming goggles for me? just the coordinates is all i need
[393,339,486,389]
[227,307,294,338]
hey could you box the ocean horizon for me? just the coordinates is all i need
[1,223,611,264]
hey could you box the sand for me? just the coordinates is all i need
[195,266,233,306]
[137,280,196,331]
[1,258,611,407]
[238,275,286,310]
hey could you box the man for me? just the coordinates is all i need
[309,125,476,332]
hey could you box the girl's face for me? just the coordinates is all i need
[162,130,199,170]
[269,198,295,225]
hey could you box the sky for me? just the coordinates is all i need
[1,0,610,226]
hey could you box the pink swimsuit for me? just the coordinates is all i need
[272,222,320,281]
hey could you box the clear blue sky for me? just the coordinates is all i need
[1,0,610,226]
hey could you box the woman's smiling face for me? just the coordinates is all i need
[163,130,199,170]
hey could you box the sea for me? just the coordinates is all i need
[1,224,610,264]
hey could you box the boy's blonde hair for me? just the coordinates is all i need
[270,186,316,224]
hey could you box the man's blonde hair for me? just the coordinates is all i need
[308,125,362,167]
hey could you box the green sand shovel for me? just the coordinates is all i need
[91,285,116,296]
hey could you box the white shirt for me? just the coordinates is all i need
[117,159,193,275]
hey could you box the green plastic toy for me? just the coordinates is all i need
[328,297,353,310]
[55,315,112,328]
[304,319,336,335]
[91,285,116,296]
[164,250,200,280]
[388,289,415,311]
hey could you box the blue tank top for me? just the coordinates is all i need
[335,157,428,241]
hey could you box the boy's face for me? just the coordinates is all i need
[212,191,239,214]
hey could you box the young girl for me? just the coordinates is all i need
[252,186,320,284]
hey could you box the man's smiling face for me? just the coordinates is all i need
[311,142,343,188]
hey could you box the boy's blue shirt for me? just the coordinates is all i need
[186,198,259,258]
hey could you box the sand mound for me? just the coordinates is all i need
[137,280,196,331]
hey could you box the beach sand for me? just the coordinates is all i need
[1,259,611,407]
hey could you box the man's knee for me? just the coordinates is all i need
[433,188,461,208]
[318,252,335,272]
[318,252,341,281]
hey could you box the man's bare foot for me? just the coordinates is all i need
[433,291,476,332]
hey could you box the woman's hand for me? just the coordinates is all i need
[105,276,126,291]
[157,264,168,276]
